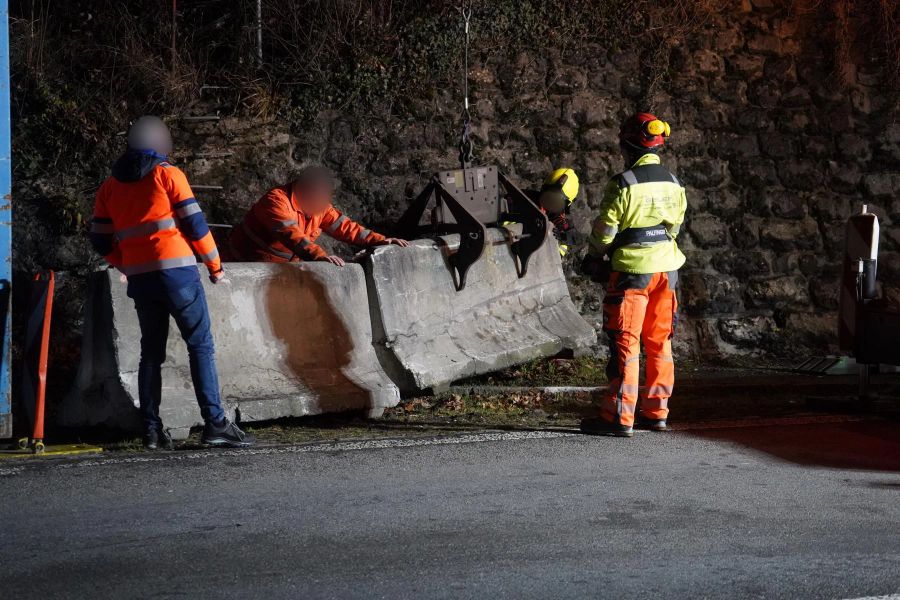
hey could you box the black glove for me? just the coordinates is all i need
[579,253,612,284]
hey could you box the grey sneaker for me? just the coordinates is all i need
[201,419,255,448]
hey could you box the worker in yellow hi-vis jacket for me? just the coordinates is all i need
[579,112,687,438]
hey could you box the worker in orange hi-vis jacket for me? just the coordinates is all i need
[90,116,254,450]
[229,166,409,265]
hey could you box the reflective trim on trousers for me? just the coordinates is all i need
[326,215,348,234]
[616,397,636,417]
[617,383,641,397]
[117,218,177,240]
[121,255,198,276]
[241,222,294,260]
[642,397,669,411]
[644,384,673,398]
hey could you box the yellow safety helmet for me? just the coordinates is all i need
[541,168,580,205]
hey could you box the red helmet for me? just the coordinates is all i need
[619,112,671,150]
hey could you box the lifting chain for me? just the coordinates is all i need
[458,3,474,169]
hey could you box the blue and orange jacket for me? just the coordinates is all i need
[90,150,220,290]
[229,183,386,262]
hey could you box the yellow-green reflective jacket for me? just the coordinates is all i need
[588,153,687,274]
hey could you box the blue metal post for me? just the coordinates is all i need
[0,0,12,439]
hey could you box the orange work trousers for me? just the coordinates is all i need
[601,271,678,427]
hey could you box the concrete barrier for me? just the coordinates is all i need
[62,263,400,439]
[363,228,597,394]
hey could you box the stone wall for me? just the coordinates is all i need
[156,3,897,361]
[14,1,900,365]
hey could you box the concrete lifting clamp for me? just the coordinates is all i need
[838,204,900,400]
[396,166,549,291]
[394,5,550,291]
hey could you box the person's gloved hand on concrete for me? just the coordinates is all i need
[378,238,410,247]
[209,267,228,284]
[319,255,346,267]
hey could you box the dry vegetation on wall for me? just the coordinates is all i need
[10,0,725,131]
[9,0,898,188]
[791,0,900,85]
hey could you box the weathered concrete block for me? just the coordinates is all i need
[363,229,597,394]
[62,263,400,438]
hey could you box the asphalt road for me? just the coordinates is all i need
[1,419,899,599]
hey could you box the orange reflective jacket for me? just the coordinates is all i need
[91,157,220,277]
[229,184,386,262]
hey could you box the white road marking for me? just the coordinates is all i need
[451,386,602,393]
[840,595,900,600]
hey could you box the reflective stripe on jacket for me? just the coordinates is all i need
[588,153,687,274]
[91,160,220,276]
[229,184,386,262]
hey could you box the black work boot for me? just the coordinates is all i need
[201,419,255,448]
[143,426,174,450]
[579,417,634,438]
[636,417,668,432]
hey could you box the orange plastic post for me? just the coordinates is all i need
[32,270,54,441]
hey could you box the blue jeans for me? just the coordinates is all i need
[131,276,225,432]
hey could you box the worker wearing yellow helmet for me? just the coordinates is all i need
[529,167,581,257]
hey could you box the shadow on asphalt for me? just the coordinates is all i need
[685,421,900,472]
